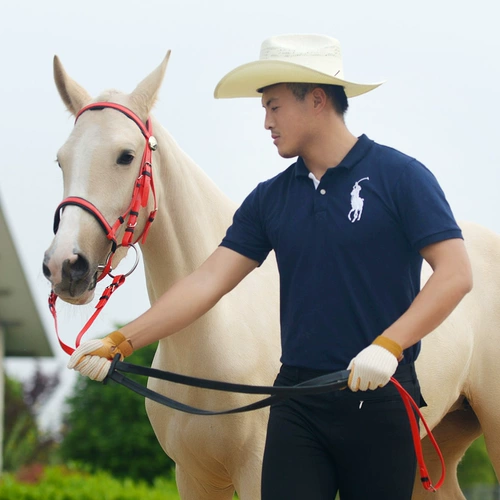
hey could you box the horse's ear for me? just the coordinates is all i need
[53,56,92,116]
[130,51,171,120]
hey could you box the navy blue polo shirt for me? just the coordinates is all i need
[220,135,462,371]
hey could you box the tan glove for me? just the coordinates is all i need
[67,331,134,381]
[347,336,403,391]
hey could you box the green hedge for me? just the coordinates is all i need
[0,466,180,500]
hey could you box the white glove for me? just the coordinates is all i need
[68,340,111,381]
[67,331,134,382]
[347,336,403,391]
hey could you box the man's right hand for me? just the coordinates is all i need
[67,330,133,381]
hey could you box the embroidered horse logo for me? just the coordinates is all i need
[348,177,369,223]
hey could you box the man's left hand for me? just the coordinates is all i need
[347,336,403,391]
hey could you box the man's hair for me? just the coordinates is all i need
[286,83,349,116]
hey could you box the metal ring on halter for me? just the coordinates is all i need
[98,243,140,279]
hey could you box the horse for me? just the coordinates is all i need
[42,52,500,499]
[413,221,500,498]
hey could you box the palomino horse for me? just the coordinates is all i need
[43,53,499,499]
[413,221,500,499]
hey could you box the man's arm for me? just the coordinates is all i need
[67,246,259,380]
[381,237,473,349]
[348,237,472,391]
[122,246,260,350]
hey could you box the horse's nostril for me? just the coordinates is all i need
[62,253,91,282]
[42,263,51,279]
[71,253,90,280]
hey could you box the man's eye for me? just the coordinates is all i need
[271,107,279,111]
[117,152,135,165]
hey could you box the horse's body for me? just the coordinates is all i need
[43,53,499,499]
[414,221,500,498]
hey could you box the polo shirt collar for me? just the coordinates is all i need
[295,134,374,178]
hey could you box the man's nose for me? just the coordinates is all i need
[264,111,273,130]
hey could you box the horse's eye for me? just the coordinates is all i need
[117,152,135,165]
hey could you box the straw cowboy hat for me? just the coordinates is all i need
[214,34,384,99]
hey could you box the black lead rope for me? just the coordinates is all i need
[103,354,350,416]
[102,356,446,490]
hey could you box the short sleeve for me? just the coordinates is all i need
[220,185,273,265]
[394,160,463,251]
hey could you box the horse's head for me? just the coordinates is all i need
[43,52,170,304]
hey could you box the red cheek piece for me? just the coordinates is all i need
[140,162,152,208]
[141,182,150,207]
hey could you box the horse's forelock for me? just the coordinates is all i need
[92,89,151,123]
[95,89,124,100]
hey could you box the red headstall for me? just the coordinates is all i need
[49,102,159,354]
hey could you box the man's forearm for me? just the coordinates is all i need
[120,269,225,350]
[119,246,259,351]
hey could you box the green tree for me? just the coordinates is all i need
[60,342,174,483]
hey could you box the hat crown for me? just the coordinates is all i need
[259,34,345,79]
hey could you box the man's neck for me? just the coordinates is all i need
[301,123,358,180]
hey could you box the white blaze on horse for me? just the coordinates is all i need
[43,53,500,499]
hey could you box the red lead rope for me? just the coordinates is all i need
[391,377,446,491]
[48,274,126,356]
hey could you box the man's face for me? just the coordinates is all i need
[261,84,313,159]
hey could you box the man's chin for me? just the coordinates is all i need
[277,148,297,159]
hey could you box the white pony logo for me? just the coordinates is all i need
[348,177,369,223]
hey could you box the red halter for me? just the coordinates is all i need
[53,102,158,261]
[49,102,158,354]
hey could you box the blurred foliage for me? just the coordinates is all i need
[3,367,59,471]
[59,342,174,483]
[458,435,498,487]
[0,464,180,500]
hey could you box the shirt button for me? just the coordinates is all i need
[320,189,326,195]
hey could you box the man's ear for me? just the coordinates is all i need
[311,87,327,112]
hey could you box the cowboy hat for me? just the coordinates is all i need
[214,34,384,99]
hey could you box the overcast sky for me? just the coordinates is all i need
[1,0,499,427]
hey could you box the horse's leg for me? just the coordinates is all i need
[412,406,481,500]
[469,391,500,481]
[231,453,263,500]
[481,424,500,481]
[175,466,235,500]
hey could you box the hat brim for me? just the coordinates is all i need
[214,60,384,99]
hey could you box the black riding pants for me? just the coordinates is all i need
[261,363,422,500]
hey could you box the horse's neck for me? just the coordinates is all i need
[136,121,281,378]
[140,121,236,301]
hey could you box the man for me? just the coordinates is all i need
[69,34,473,498]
